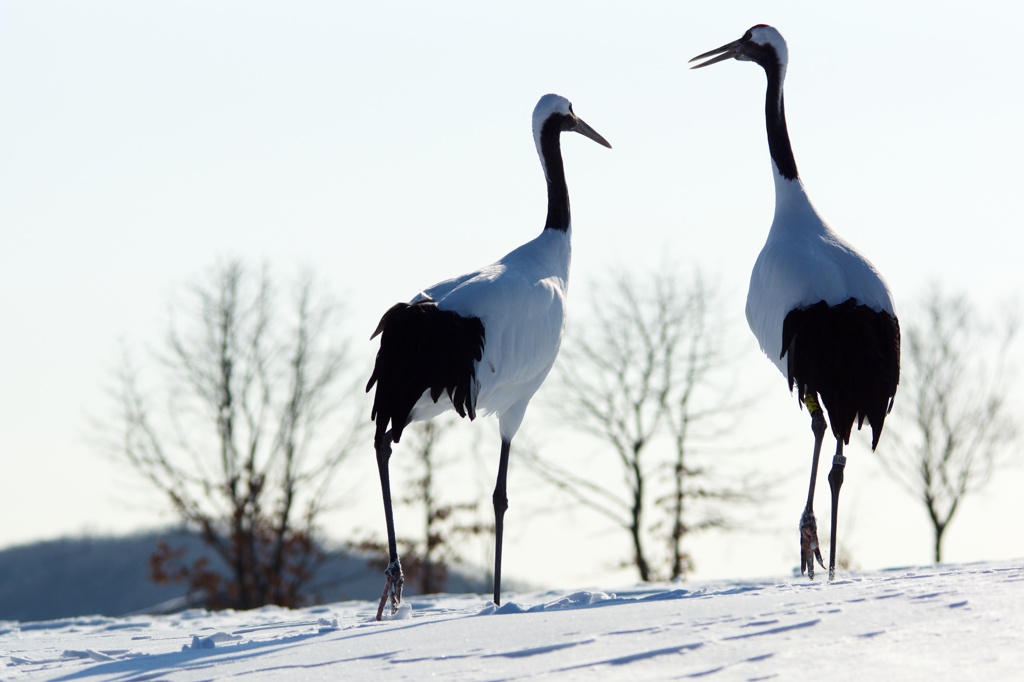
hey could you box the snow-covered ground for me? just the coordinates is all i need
[2,559,1021,680]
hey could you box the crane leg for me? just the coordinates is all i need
[827,439,846,581]
[800,395,827,579]
[491,438,512,606]
[375,431,404,620]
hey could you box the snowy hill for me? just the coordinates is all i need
[0,533,195,621]
[0,531,490,621]
[2,559,1021,680]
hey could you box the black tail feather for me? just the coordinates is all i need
[782,298,900,448]
[366,300,485,443]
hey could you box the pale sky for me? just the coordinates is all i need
[2,1,1023,590]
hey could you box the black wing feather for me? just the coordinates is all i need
[782,298,901,449]
[366,300,485,444]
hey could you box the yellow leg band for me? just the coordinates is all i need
[804,394,821,413]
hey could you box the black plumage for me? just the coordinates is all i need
[366,300,485,444]
[782,298,901,449]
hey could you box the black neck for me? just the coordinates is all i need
[765,66,799,180]
[540,119,571,232]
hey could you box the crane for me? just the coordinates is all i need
[366,94,611,618]
[691,25,900,580]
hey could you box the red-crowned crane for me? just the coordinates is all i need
[691,25,900,580]
[366,94,611,618]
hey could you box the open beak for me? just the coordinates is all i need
[689,37,745,69]
[573,117,612,149]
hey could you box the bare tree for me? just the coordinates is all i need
[110,261,366,609]
[528,269,763,582]
[879,288,1019,563]
[657,276,759,579]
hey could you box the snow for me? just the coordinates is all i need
[3,560,1022,680]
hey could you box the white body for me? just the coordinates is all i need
[381,94,605,445]
[746,168,896,377]
[408,227,570,441]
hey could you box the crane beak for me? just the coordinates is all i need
[689,37,745,69]
[573,117,612,149]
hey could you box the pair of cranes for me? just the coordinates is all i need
[366,24,901,620]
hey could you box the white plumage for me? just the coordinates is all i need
[366,93,610,619]
[408,226,571,441]
[747,173,897,377]
[692,25,900,581]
